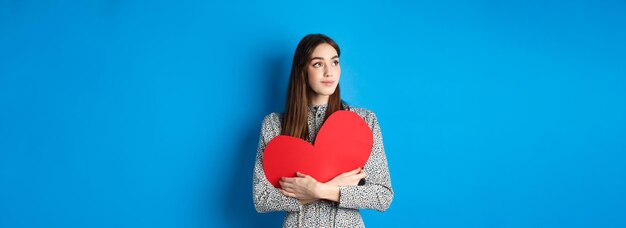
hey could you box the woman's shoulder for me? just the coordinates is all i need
[259,112,283,139]
[261,112,282,127]
[345,105,379,124]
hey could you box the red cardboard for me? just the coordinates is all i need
[263,110,374,188]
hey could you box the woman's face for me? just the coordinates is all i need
[307,43,341,98]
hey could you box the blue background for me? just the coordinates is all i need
[1,0,625,227]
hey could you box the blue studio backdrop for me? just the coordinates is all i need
[1,0,625,227]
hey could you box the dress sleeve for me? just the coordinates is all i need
[338,111,394,211]
[252,114,303,213]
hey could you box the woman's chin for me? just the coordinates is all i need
[321,90,336,96]
[311,86,337,97]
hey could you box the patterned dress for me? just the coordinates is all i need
[253,103,393,227]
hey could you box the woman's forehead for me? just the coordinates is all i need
[311,43,338,59]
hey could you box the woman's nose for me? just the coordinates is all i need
[324,67,332,78]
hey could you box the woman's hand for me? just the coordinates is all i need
[326,167,367,187]
[279,172,322,204]
[279,168,366,204]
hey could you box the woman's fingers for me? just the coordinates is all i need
[344,167,361,176]
[280,184,296,194]
[282,176,301,185]
[296,172,307,178]
[282,176,304,187]
[280,186,290,192]
[280,189,297,198]
[279,180,294,189]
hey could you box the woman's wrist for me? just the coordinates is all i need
[315,183,340,202]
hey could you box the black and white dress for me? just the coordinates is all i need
[253,103,393,227]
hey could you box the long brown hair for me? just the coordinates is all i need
[281,34,343,141]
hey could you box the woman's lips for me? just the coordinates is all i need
[321,81,335,86]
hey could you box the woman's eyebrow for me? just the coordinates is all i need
[311,55,339,61]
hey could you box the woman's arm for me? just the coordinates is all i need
[336,111,394,211]
[280,111,394,211]
[252,114,303,213]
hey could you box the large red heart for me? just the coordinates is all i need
[263,110,373,188]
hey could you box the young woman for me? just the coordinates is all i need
[252,34,393,227]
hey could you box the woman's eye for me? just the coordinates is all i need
[312,62,322,68]
[333,60,339,66]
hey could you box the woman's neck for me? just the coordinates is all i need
[309,94,329,106]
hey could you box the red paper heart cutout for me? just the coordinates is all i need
[263,110,373,188]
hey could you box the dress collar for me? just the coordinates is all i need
[308,103,328,113]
